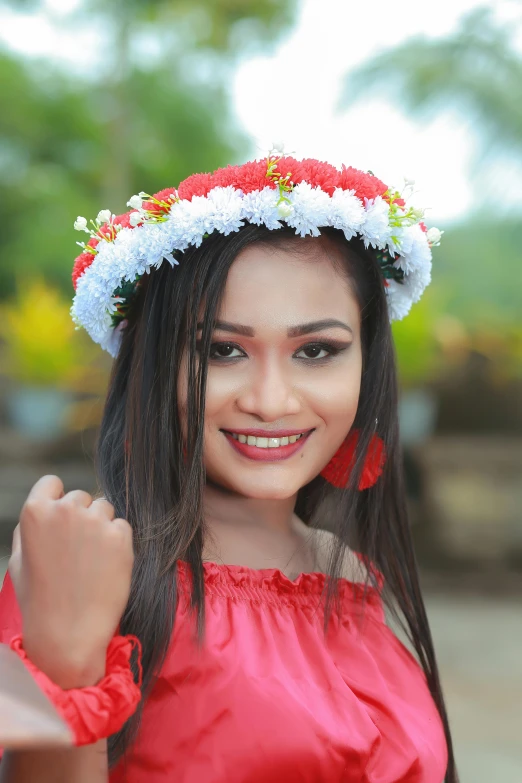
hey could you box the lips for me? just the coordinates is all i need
[221,429,314,462]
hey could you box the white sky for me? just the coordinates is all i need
[1,0,521,225]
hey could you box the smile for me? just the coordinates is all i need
[221,429,315,462]
[228,432,307,448]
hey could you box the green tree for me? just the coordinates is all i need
[338,4,522,345]
[339,7,522,171]
[0,0,297,296]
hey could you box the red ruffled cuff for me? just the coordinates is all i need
[10,634,143,746]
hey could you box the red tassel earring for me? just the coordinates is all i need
[320,429,386,490]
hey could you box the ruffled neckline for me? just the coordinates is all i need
[176,557,384,615]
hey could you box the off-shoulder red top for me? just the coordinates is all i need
[0,560,447,782]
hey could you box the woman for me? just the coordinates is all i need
[0,150,456,782]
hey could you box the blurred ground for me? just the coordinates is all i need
[0,551,520,781]
[425,592,522,781]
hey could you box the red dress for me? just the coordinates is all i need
[0,560,447,782]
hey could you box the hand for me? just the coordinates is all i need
[8,475,134,689]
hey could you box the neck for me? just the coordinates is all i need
[203,481,298,533]
[201,482,318,577]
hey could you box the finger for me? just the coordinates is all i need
[89,497,116,519]
[111,517,134,544]
[26,475,65,503]
[60,489,93,508]
[112,519,134,562]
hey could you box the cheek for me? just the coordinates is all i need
[309,353,362,423]
[312,380,361,434]
[202,367,246,421]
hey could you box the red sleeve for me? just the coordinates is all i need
[0,569,22,645]
[0,570,23,761]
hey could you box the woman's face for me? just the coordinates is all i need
[184,238,363,500]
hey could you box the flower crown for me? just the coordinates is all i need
[70,146,443,357]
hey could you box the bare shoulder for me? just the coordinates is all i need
[310,528,371,584]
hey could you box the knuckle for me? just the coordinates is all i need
[61,489,91,506]
[38,474,60,486]
[22,497,42,519]
[108,518,134,548]
[91,498,115,518]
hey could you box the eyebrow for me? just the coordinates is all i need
[196,318,353,337]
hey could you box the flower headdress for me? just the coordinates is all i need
[70,146,443,357]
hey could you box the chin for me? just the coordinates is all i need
[214,475,305,501]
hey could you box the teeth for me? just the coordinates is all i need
[228,432,307,448]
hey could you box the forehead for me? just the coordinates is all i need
[217,240,360,331]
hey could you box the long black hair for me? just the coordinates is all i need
[96,223,458,781]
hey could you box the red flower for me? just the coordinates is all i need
[419,221,427,233]
[297,158,340,195]
[394,197,406,208]
[338,166,388,202]
[143,187,177,215]
[210,165,242,189]
[177,172,213,201]
[96,223,114,240]
[320,430,386,490]
[113,212,133,229]
[72,251,95,290]
[234,160,275,193]
[272,156,304,185]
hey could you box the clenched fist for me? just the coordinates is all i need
[8,475,134,689]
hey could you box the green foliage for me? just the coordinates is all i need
[339,7,522,165]
[0,277,97,387]
[340,5,522,383]
[392,287,447,387]
[0,0,297,298]
[435,214,522,327]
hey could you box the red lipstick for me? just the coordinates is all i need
[224,428,310,438]
[221,429,314,462]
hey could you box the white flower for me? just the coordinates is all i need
[205,186,245,236]
[74,216,88,231]
[96,209,112,224]
[385,279,413,322]
[284,182,331,237]
[427,227,443,245]
[241,187,283,230]
[127,195,143,210]
[387,224,416,263]
[360,196,392,249]
[403,177,415,187]
[394,223,431,275]
[129,212,144,227]
[328,188,365,240]
[277,202,294,218]
[166,195,211,249]
[410,207,425,222]
[271,140,286,154]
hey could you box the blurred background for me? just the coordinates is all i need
[0,0,520,778]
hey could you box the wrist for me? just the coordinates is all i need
[45,655,107,690]
[21,636,107,689]
[9,633,143,746]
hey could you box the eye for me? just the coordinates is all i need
[294,342,343,360]
[209,342,246,360]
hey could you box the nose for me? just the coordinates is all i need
[235,356,302,421]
